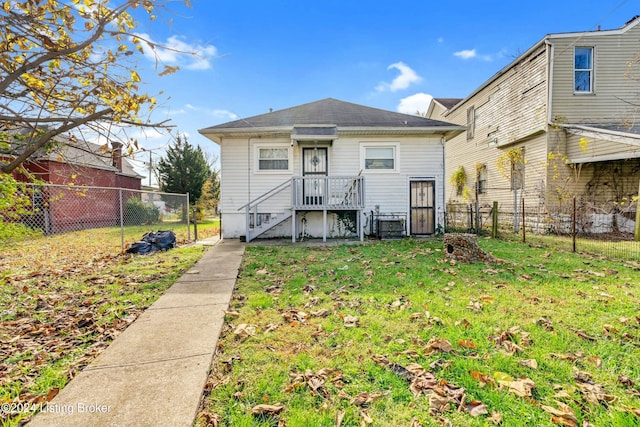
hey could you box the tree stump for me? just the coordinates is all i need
[443,233,497,263]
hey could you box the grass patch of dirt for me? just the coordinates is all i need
[198,238,640,427]
[0,223,217,426]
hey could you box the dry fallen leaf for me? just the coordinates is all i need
[487,411,503,424]
[519,359,538,370]
[343,315,359,328]
[233,323,256,340]
[425,337,453,354]
[466,400,489,417]
[498,378,535,398]
[335,409,345,427]
[250,403,284,416]
[457,339,477,349]
[350,391,389,407]
[469,370,495,387]
[541,401,578,427]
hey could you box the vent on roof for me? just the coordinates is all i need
[291,125,337,141]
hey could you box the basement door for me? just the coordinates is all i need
[302,147,328,205]
[410,180,435,235]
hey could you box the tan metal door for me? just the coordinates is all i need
[410,180,435,235]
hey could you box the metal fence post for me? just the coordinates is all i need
[119,188,124,252]
[522,196,526,243]
[572,196,577,253]
[492,201,498,238]
[186,192,191,241]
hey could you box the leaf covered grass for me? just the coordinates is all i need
[199,238,640,427]
[0,222,218,426]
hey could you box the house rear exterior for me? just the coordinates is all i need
[200,98,463,241]
[429,16,640,234]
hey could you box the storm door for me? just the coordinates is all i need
[410,180,435,234]
[302,147,328,206]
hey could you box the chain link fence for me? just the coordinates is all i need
[4,183,190,250]
[445,197,640,261]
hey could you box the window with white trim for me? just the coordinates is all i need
[574,47,593,93]
[364,146,395,170]
[258,147,289,171]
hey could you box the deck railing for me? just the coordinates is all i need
[292,176,364,210]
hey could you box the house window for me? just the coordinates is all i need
[364,146,395,170]
[466,106,475,140]
[476,164,487,194]
[574,47,593,93]
[258,148,289,171]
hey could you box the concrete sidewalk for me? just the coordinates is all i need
[28,238,244,427]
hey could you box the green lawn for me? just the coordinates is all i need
[198,238,640,427]
[0,220,219,426]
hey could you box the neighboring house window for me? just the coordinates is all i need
[477,164,487,194]
[574,47,593,93]
[362,144,397,171]
[466,106,475,140]
[258,147,289,171]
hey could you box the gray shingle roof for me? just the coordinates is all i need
[200,98,460,131]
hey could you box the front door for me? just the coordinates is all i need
[410,180,435,235]
[302,147,328,206]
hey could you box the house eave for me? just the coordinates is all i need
[199,125,466,143]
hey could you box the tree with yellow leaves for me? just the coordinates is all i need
[0,0,191,174]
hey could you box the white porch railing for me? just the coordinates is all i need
[238,176,364,241]
[292,176,365,210]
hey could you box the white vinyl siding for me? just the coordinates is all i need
[574,47,594,93]
[550,22,640,122]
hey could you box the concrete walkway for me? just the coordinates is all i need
[28,238,244,427]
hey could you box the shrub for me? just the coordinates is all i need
[124,197,160,225]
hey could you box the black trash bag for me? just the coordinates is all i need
[127,230,177,254]
[126,241,154,255]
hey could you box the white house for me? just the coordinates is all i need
[199,98,463,241]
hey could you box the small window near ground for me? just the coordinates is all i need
[477,164,487,194]
[258,148,289,171]
[364,147,395,170]
[574,47,593,93]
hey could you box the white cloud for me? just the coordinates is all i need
[397,93,434,115]
[454,49,477,60]
[134,33,216,70]
[454,48,498,62]
[376,62,422,92]
[212,110,239,120]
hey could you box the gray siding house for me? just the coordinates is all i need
[200,98,463,241]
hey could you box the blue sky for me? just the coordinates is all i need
[125,0,639,182]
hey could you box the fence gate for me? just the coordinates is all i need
[410,180,435,235]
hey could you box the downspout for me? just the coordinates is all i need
[441,135,446,231]
[545,39,554,124]
[247,137,252,241]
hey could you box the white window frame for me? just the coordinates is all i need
[574,46,594,94]
[360,142,399,173]
[254,143,292,174]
